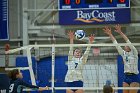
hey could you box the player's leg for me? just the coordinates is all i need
[66,89,74,93]
[74,81,84,93]
[123,74,132,93]
[128,74,140,93]
[123,82,129,93]
[75,89,84,93]
[66,82,75,93]
[129,82,139,93]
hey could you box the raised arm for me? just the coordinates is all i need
[114,24,138,55]
[114,24,129,41]
[67,31,74,61]
[82,34,95,63]
[103,26,123,55]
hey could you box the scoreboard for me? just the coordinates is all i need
[59,0,130,25]
[59,0,130,9]
[0,0,9,40]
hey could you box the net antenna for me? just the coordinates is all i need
[51,0,56,92]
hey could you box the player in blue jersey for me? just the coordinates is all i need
[103,24,140,93]
[8,69,49,93]
[65,31,94,93]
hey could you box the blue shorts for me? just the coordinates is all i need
[124,73,140,85]
[66,81,83,92]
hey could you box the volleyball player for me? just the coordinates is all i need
[8,69,49,93]
[65,31,94,93]
[103,24,140,93]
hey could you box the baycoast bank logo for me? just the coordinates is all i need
[75,10,116,23]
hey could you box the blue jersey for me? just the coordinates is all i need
[9,79,39,93]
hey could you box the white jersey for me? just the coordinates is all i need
[65,57,84,82]
[113,40,139,74]
[65,46,91,82]
[122,50,139,74]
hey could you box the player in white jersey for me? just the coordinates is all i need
[65,31,94,93]
[103,24,140,93]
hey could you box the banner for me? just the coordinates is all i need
[59,8,130,25]
[0,0,9,40]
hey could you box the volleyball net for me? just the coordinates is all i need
[5,43,140,93]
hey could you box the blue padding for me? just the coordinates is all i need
[55,56,68,87]
[117,55,124,86]
[37,57,52,93]
[0,73,10,93]
[117,55,124,93]
[37,56,68,93]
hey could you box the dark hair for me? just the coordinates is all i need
[103,85,113,93]
[73,48,82,54]
[8,69,19,80]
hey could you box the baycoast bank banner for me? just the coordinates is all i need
[59,8,130,25]
[0,0,9,40]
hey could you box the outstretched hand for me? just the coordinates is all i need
[88,34,95,44]
[67,31,74,40]
[114,24,122,33]
[44,86,49,90]
[103,26,112,36]
[39,86,49,91]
